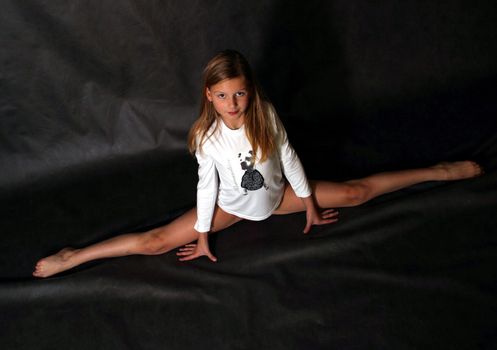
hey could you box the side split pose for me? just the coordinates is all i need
[33,50,482,278]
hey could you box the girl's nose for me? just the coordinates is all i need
[229,96,237,108]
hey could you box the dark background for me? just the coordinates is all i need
[1,1,496,349]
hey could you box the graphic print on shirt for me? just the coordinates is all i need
[238,150,269,195]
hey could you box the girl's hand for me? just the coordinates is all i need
[176,232,217,262]
[303,208,339,234]
[301,195,338,234]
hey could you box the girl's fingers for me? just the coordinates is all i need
[207,253,218,262]
[179,254,199,261]
[320,218,338,225]
[179,251,217,262]
[178,246,195,251]
[322,210,339,219]
[303,223,312,234]
[323,209,338,215]
[176,251,194,256]
[177,250,194,254]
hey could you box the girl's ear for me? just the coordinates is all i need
[206,88,212,102]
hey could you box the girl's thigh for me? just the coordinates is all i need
[169,205,242,235]
[210,205,244,232]
[159,205,243,250]
[273,180,352,215]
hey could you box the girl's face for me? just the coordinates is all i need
[206,76,250,129]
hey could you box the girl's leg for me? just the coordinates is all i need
[33,206,242,278]
[274,161,482,214]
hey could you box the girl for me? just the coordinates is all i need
[33,50,482,278]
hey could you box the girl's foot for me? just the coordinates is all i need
[33,248,78,278]
[432,161,483,181]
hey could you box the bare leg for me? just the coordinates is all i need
[274,161,483,214]
[33,206,242,278]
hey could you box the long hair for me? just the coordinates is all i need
[187,50,276,163]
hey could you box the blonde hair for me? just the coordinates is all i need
[187,50,277,163]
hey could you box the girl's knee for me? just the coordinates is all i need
[343,181,371,206]
[138,229,172,255]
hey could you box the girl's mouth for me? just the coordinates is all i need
[227,111,239,116]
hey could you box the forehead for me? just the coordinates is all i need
[210,77,247,92]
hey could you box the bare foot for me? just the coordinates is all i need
[33,248,78,278]
[432,161,484,181]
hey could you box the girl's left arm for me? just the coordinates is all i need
[271,106,336,233]
[177,232,217,262]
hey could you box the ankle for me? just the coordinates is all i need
[435,167,448,181]
[59,248,79,265]
[429,164,449,181]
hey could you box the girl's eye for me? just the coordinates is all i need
[236,91,246,97]
[216,94,225,99]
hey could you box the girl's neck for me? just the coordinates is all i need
[219,116,244,130]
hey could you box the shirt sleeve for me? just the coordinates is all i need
[270,105,312,198]
[193,147,219,233]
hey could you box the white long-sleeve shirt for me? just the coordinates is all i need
[194,104,311,232]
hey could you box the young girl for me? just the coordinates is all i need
[33,50,482,278]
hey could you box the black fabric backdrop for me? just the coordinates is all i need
[1,1,497,349]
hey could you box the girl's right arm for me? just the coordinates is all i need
[193,147,219,233]
[178,147,219,262]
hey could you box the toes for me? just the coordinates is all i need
[469,161,484,176]
[476,163,484,176]
[33,262,43,275]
